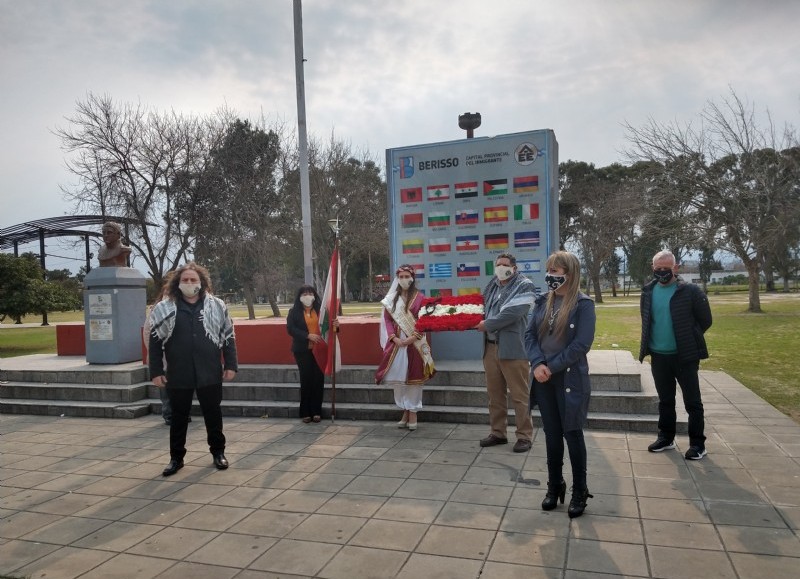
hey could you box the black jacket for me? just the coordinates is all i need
[149,296,238,389]
[286,305,320,354]
[639,278,712,363]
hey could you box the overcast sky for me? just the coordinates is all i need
[2,0,799,272]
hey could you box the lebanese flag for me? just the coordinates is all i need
[313,247,341,376]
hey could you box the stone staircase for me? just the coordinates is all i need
[0,351,684,432]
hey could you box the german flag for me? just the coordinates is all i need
[485,233,509,249]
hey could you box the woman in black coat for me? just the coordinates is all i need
[525,251,596,518]
[286,285,325,423]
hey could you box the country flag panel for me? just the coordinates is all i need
[454,181,478,198]
[484,261,494,276]
[455,234,479,251]
[514,231,540,248]
[457,287,481,296]
[516,259,541,274]
[428,238,451,253]
[455,209,479,225]
[401,212,423,228]
[427,184,450,201]
[427,211,450,227]
[399,156,414,179]
[402,238,424,254]
[429,263,453,278]
[409,263,425,278]
[457,262,480,277]
[483,179,508,196]
[513,203,539,220]
[401,187,422,203]
[430,288,453,297]
[485,233,509,249]
[513,175,539,193]
[483,206,508,223]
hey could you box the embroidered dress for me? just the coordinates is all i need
[375,290,435,410]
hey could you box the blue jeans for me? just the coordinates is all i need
[534,372,587,490]
[650,352,706,448]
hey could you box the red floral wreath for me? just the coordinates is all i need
[415,294,484,332]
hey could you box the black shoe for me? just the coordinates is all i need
[479,434,509,447]
[212,453,229,470]
[162,459,184,477]
[513,439,532,453]
[567,488,593,518]
[685,446,707,460]
[542,480,567,511]
[647,438,676,452]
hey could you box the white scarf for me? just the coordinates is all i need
[149,294,235,347]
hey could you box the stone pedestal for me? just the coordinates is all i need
[83,268,147,364]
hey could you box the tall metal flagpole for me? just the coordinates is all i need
[294,0,314,285]
[328,218,340,423]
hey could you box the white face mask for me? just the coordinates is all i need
[300,295,315,307]
[179,283,201,298]
[494,265,514,280]
[397,278,413,290]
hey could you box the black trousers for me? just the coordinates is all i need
[534,372,588,490]
[294,350,325,418]
[167,384,225,460]
[651,352,706,448]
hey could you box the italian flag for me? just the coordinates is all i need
[514,203,539,220]
[313,247,341,376]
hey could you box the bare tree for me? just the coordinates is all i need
[560,161,643,303]
[54,93,223,285]
[624,88,799,312]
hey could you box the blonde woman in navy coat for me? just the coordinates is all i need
[525,251,596,518]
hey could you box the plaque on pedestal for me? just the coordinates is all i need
[83,267,147,364]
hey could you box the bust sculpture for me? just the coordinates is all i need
[97,221,132,267]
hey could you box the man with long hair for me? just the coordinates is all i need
[148,262,238,476]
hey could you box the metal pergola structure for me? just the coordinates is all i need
[0,216,138,325]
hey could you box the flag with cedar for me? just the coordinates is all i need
[313,247,341,376]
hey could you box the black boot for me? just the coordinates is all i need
[567,487,593,518]
[542,480,567,511]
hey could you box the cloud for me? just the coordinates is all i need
[1,0,799,271]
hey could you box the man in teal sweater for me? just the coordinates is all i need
[639,250,712,460]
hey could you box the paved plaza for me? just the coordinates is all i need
[2,369,800,578]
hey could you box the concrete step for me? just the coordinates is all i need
[141,399,673,433]
[1,382,150,403]
[145,382,660,415]
[0,365,148,386]
[233,361,643,392]
[0,399,151,419]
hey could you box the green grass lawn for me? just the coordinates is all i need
[3,293,799,421]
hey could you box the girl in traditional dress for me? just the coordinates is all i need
[375,265,436,430]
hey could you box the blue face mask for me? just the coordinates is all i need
[653,269,674,284]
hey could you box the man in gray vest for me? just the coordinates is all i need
[476,253,537,453]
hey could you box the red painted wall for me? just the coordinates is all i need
[58,316,384,366]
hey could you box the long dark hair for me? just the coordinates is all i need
[293,284,321,311]
[167,262,212,301]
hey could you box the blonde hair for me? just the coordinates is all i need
[539,251,582,341]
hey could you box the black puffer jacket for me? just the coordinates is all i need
[639,278,712,363]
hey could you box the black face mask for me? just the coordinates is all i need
[653,269,674,284]
[544,274,567,291]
